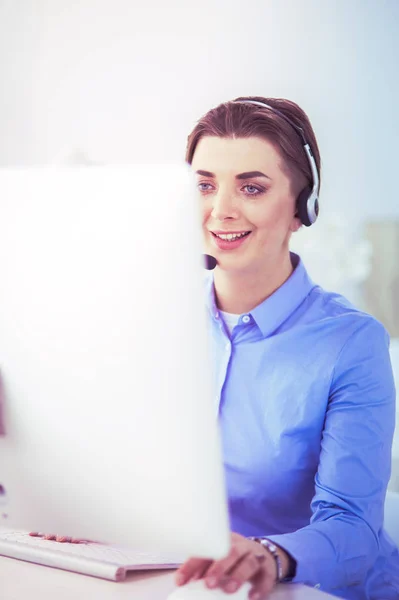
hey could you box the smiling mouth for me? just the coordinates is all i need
[211,231,251,241]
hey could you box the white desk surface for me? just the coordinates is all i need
[1,555,338,599]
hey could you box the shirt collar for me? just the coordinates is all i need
[205,253,317,338]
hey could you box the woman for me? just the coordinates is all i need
[174,97,399,599]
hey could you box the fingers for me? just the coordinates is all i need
[175,558,213,586]
[219,551,262,594]
[248,563,276,600]
[191,561,213,581]
[28,532,89,544]
[176,536,264,593]
[204,547,254,590]
[29,533,58,541]
[29,533,59,541]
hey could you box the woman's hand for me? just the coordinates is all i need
[174,532,290,599]
[29,532,93,543]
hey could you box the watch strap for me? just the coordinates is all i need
[249,537,283,582]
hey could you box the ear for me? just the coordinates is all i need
[290,215,302,233]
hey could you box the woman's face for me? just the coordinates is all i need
[191,135,301,274]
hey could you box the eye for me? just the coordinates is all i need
[242,184,264,197]
[197,182,214,193]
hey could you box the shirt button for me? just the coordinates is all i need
[314,584,321,589]
[225,343,230,350]
[215,312,219,319]
[242,315,251,324]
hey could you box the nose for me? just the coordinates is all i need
[210,189,239,221]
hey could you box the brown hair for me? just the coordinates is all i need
[185,95,321,195]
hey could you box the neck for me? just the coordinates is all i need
[213,252,294,314]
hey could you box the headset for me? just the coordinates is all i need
[233,100,319,227]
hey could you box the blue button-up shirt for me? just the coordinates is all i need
[206,253,399,599]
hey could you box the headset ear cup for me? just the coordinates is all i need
[296,187,312,227]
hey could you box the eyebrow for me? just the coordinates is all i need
[195,169,271,180]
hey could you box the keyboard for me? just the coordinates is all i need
[0,529,185,581]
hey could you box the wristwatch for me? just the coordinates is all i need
[248,537,284,582]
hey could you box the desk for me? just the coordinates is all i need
[1,555,338,599]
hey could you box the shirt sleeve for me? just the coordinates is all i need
[267,317,396,591]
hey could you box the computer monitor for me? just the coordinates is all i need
[0,165,230,560]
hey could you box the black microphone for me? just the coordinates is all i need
[203,254,217,270]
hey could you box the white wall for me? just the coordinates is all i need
[1,0,399,225]
[1,0,399,488]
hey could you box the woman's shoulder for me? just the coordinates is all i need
[308,284,389,344]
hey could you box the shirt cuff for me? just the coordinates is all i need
[266,530,332,589]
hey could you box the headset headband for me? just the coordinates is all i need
[233,100,320,226]
[233,100,320,218]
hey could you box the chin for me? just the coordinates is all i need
[215,256,250,273]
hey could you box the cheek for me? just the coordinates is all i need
[251,212,281,234]
[254,199,293,232]
[251,217,292,249]
[202,204,212,226]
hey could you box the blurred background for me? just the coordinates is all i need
[1,0,399,486]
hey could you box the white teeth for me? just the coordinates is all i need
[216,232,249,241]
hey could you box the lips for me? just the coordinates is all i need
[210,230,252,251]
[211,231,251,241]
[211,230,251,234]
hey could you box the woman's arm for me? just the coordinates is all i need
[267,317,396,592]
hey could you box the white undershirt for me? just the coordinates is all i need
[219,310,241,335]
